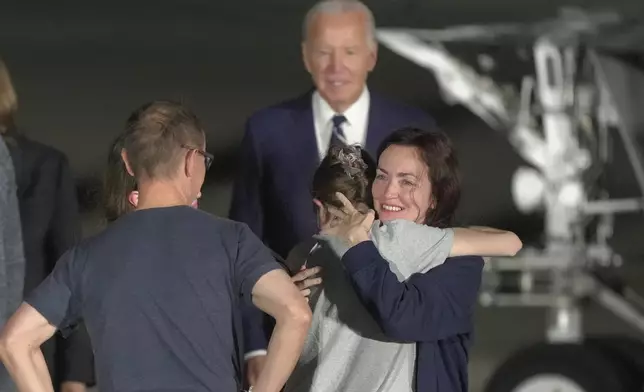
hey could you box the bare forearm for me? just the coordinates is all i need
[1,347,55,392]
[252,318,309,392]
[452,227,522,256]
[466,226,507,233]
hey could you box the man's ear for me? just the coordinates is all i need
[120,149,135,177]
[302,42,312,74]
[128,191,139,207]
[184,149,197,177]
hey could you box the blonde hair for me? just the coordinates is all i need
[0,59,18,133]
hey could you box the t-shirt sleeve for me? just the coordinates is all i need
[374,220,454,275]
[234,223,283,306]
[24,247,84,337]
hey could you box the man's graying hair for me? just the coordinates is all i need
[302,0,377,49]
[123,100,205,181]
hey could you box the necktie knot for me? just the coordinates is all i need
[332,114,347,128]
[328,114,348,153]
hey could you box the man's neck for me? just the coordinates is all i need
[135,181,190,210]
[317,88,367,114]
[325,97,358,114]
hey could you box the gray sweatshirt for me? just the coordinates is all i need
[283,220,454,392]
[0,137,25,392]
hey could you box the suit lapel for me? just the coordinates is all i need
[288,90,320,174]
[365,92,388,158]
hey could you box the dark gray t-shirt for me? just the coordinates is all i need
[26,206,280,392]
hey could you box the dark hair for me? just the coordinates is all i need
[377,127,460,228]
[123,100,205,180]
[103,134,137,222]
[312,144,376,211]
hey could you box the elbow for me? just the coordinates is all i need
[507,233,523,256]
[380,317,471,342]
[379,322,413,342]
[292,303,313,330]
[279,300,312,331]
[0,328,21,364]
[378,320,434,343]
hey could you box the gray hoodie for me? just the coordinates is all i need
[284,220,454,392]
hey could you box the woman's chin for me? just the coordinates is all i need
[378,210,409,222]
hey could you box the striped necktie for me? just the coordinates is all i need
[328,114,347,151]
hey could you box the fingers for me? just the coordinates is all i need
[291,266,321,282]
[361,209,376,230]
[319,226,340,237]
[326,205,347,220]
[295,277,322,291]
[335,192,358,214]
[312,198,323,208]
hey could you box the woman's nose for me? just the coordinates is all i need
[383,181,398,198]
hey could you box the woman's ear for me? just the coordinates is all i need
[315,202,332,229]
[429,195,437,210]
[128,190,139,208]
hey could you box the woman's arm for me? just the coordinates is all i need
[371,221,521,277]
[319,193,484,342]
[342,241,483,342]
[451,227,522,257]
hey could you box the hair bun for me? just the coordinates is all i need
[329,144,368,179]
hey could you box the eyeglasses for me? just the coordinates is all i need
[182,145,214,171]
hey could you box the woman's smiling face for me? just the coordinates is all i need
[372,145,432,224]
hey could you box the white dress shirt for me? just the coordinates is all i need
[312,87,370,160]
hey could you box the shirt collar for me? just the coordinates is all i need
[313,87,370,127]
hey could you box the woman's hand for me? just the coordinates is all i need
[320,192,375,247]
[291,265,322,300]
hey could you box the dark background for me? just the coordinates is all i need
[3,1,644,389]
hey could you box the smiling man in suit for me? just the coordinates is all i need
[229,0,434,386]
[231,0,433,259]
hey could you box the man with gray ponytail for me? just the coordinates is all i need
[230,1,434,385]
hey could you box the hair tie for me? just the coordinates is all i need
[335,145,367,179]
